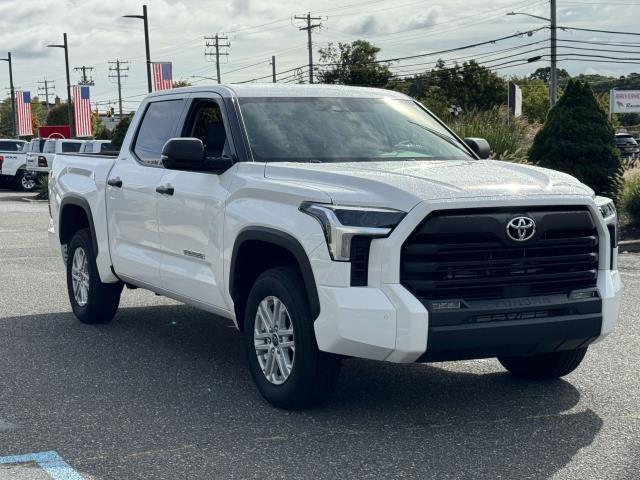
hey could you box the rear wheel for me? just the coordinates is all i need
[15,170,36,192]
[66,228,123,324]
[244,266,341,409]
[498,348,588,380]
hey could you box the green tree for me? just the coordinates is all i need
[111,114,133,148]
[418,60,507,114]
[512,78,550,123]
[172,79,192,88]
[46,103,71,125]
[317,40,392,87]
[530,67,571,84]
[529,80,623,200]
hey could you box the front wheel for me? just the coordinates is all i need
[498,348,588,380]
[66,228,123,324]
[15,170,36,192]
[244,267,341,409]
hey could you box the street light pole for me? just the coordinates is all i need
[507,8,557,107]
[47,33,75,138]
[0,52,16,137]
[123,4,152,93]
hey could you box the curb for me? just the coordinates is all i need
[619,239,640,253]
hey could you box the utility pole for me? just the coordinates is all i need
[204,34,230,84]
[0,52,16,136]
[37,79,55,112]
[74,66,95,86]
[123,4,152,93]
[271,55,276,83]
[549,0,557,107]
[295,13,322,84]
[46,33,74,137]
[108,60,129,119]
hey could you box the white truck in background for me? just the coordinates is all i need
[0,139,33,191]
[48,84,623,409]
[26,138,85,176]
[79,140,118,154]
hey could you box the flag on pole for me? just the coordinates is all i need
[15,90,33,136]
[152,62,173,91]
[72,85,93,138]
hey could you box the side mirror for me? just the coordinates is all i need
[161,137,234,173]
[464,138,491,159]
[161,138,205,170]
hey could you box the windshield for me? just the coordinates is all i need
[238,97,473,162]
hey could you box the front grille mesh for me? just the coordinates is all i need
[401,208,599,302]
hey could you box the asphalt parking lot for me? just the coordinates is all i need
[0,189,638,480]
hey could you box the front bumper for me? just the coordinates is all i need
[312,197,623,363]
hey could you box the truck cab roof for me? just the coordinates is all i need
[144,83,412,100]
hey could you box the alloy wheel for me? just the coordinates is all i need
[71,247,90,306]
[254,296,295,385]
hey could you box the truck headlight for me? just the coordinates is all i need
[300,202,406,261]
[595,196,616,222]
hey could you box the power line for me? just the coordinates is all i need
[74,66,95,86]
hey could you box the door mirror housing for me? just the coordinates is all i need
[161,138,205,170]
[464,137,491,159]
[161,137,234,173]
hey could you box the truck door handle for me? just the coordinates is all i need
[156,184,174,196]
[107,177,122,188]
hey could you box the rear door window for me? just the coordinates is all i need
[0,140,24,151]
[133,99,185,166]
[61,142,82,153]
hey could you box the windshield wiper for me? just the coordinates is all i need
[406,121,473,156]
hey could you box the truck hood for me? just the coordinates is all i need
[265,160,593,211]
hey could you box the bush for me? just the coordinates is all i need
[529,80,623,200]
[448,107,534,163]
[111,114,133,149]
[36,174,49,200]
[622,171,640,226]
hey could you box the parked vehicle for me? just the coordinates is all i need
[27,138,85,175]
[79,140,118,154]
[0,139,33,191]
[48,85,623,409]
[615,133,639,159]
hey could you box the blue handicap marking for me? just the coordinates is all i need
[0,451,85,479]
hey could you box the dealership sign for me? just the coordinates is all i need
[610,90,640,113]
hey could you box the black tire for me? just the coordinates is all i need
[66,228,123,324]
[15,170,36,192]
[498,348,588,380]
[243,266,341,409]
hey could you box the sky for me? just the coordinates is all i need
[0,0,638,113]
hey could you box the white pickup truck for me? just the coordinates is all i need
[49,84,623,409]
[0,139,33,191]
[27,138,85,175]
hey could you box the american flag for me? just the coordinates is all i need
[152,62,173,91]
[72,85,93,138]
[15,90,33,136]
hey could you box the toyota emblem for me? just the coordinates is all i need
[506,216,536,242]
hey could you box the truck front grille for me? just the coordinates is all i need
[400,207,599,303]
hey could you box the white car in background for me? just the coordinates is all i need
[27,138,85,175]
[0,139,33,191]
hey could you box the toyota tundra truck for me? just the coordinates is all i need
[48,84,623,409]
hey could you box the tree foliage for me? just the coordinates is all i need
[172,79,192,88]
[111,114,133,148]
[530,67,571,84]
[529,80,623,200]
[317,40,392,87]
[46,103,71,125]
